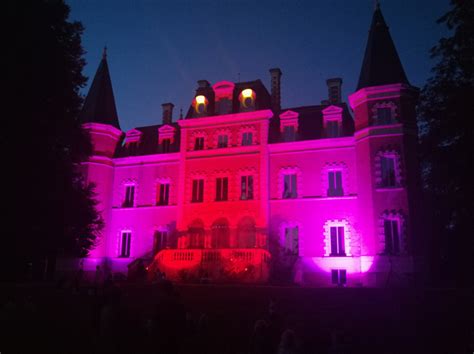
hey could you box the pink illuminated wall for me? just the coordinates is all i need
[80,82,418,287]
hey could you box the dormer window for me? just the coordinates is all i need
[194,95,208,115]
[239,88,256,111]
[125,129,143,156]
[322,105,343,138]
[217,99,232,115]
[325,120,340,138]
[161,138,171,153]
[283,126,296,141]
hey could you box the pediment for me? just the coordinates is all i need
[158,124,176,134]
[279,110,299,120]
[322,105,343,115]
[125,129,143,138]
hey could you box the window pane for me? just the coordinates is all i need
[328,172,335,192]
[283,175,290,198]
[248,176,254,199]
[340,269,347,284]
[216,178,221,201]
[223,178,228,200]
[330,227,338,255]
[338,227,345,255]
[241,176,247,199]
[199,180,204,202]
[291,174,297,198]
[335,171,343,194]
[192,180,197,202]
[331,269,338,284]
[392,220,400,254]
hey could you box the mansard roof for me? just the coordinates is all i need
[185,79,272,119]
[356,3,409,91]
[79,49,121,129]
[269,103,354,143]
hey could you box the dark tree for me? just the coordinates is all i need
[5,0,103,280]
[417,0,474,287]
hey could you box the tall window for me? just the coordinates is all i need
[326,121,339,138]
[157,183,170,206]
[191,179,204,203]
[242,132,253,146]
[119,231,131,258]
[330,226,346,256]
[240,176,254,200]
[161,138,171,153]
[384,219,400,255]
[331,269,347,286]
[153,230,168,254]
[283,174,297,199]
[217,135,228,148]
[215,177,229,201]
[194,137,204,151]
[381,156,396,187]
[123,185,135,208]
[283,126,296,142]
[284,226,299,255]
[377,108,392,125]
[328,171,343,196]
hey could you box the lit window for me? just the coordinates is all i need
[153,230,168,254]
[194,137,205,150]
[242,132,253,146]
[283,126,296,142]
[377,107,392,125]
[215,177,229,201]
[331,269,346,286]
[194,95,208,115]
[383,219,400,255]
[330,226,346,256]
[123,185,135,208]
[284,226,299,255]
[283,174,297,199]
[119,231,131,258]
[381,156,396,187]
[328,171,343,196]
[191,179,204,203]
[240,175,254,200]
[239,88,256,111]
[157,182,170,206]
[326,121,339,138]
[161,138,171,153]
[217,135,228,148]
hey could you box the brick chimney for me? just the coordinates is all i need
[326,78,343,104]
[162,102,174,125]
[197,80,210,88]
[269,68,282,112]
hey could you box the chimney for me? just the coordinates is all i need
[197,80,210,88]
[269,68,282,111]
[162,102,174,125]
[326,78,343,104]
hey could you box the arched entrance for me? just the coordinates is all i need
[188,219,205,248]
[237,217,257,248]
[211,218,230,248]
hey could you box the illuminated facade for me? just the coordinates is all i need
[79,5,421,286]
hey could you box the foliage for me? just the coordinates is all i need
[417,0,474,286]
[6,0,103,280]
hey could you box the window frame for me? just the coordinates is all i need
[119,231,132,258]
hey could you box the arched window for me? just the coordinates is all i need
[211,218,230,248]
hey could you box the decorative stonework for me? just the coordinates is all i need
[378,210,406,255]
[279,110,299,133]
[189,130,208,151]
[158,125,176,144]
[323,219,352,256]
[238,125,258,145]
[212,128,232,148]
[374,146,404,188]
[321,162,349,197]
[125,129,143,143]
[371,101,398,124]
[119,178,138,207]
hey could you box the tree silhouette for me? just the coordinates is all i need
[417,0,474,287]
[6,0,103,280]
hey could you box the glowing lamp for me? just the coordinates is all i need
[194,95,207,114]
[240,88,255,109]
[241,89,253,99]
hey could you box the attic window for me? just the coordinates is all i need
[239,89,256,111]
[194,95,208,115]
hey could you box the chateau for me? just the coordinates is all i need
[79,4,421,286]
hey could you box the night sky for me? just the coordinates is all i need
[69,0,450,132]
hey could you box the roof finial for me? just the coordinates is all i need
[102,46,107,60]
[179,108,183,119]
[375,0,380,10]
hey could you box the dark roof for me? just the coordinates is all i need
[269,103,354,143]
[115,123,181,157]
[185,80,272,118]
[356,3,409,90]
[79,50,121,129]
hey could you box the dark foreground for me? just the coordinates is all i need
[1,281,472,354]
